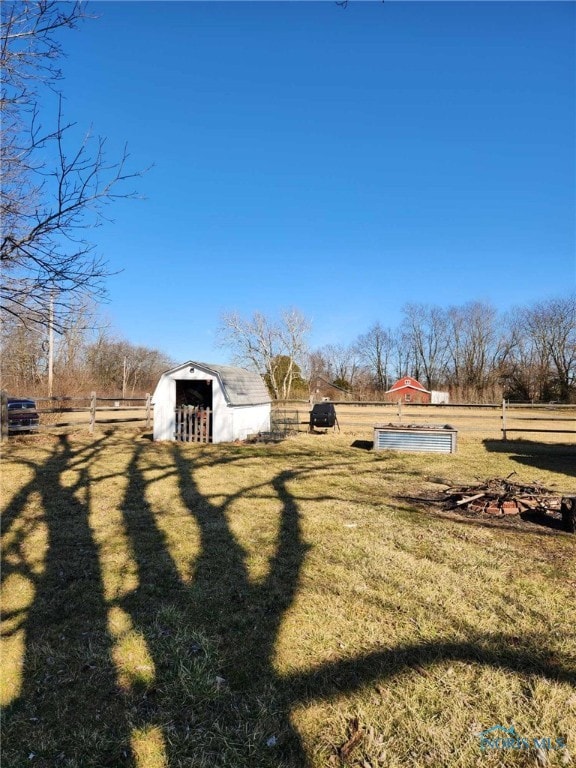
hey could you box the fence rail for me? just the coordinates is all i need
[4,393,575,443]
[14,393,153,434]
[500,399,575,440]
[272,400,575,442]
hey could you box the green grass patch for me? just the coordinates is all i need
[2,430,575,767]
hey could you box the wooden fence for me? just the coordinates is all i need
[500,400,576,440]
[272,400,576,442]
[4,394,574,444]
[30,393,152,434]
[174,406,212,443]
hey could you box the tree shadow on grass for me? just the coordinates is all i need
[286,633,576,707]
[483,439,576,479]
[112,441,310,765]
[121,443,575,765]
[2,435,134,767]
[3,435,575,767]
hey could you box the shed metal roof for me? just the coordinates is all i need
[163,361,271,406]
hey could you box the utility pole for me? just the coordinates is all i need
[48,293,54,398]
[122,356,127,399]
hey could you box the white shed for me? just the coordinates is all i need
[152,361,271,443]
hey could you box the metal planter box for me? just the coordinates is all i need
[373,423,457,454]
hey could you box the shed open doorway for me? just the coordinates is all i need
[176,379,213,408]
[176,379,213,441]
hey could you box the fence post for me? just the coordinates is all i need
[502,398,507,441]
[397,399,402,422]
[0,390,7,442]
[90,391,96,435]
[145,393,151,429]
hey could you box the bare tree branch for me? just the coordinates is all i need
[217,309,311,400]
[1,1,142,331]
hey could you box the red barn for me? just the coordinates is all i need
[384,376,431,404]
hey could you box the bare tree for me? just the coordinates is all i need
[304,349,332,384]
[445,302,512,401]
[354,322,394,392]
[500,315,549,402]
[322,342,361,392]
[86,335,173,396]
[518,296,576,403]
[447,301,502,396]
[401,303,450,390]
[217,309,311,400]
[390,326,417,382]
[1,1,141,330]
[49,300,104,393]
[0,311,45,392]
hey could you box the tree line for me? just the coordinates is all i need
[218,295,576,404]
[0,305,173,398]
[2,291,573,403]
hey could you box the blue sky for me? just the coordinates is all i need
[54,1,575,363]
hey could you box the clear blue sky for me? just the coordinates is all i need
[56,0,575,364]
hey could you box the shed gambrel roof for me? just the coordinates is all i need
[163,361,271,406]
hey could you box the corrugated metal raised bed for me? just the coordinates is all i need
[373,423,457,454]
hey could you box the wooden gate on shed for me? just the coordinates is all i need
[174,406,212,443]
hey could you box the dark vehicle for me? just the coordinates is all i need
[7,398,40,434]
[309,402,338,431]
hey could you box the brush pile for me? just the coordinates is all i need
[435,476,576,532]
[442,477,560,517]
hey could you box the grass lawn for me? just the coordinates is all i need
[1,429,575,767]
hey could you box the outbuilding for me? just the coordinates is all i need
[384,376,432,404]
[152,361,271,443]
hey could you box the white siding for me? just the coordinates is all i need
[152,374,175,441]
[231,403,271,441]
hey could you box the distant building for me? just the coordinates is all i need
[384,376,432,404]
[310,376,352,402]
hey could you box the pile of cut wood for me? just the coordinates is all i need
[439,476,575,532]
[443,477,559,516]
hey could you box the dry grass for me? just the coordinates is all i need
[1,426,575,768]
